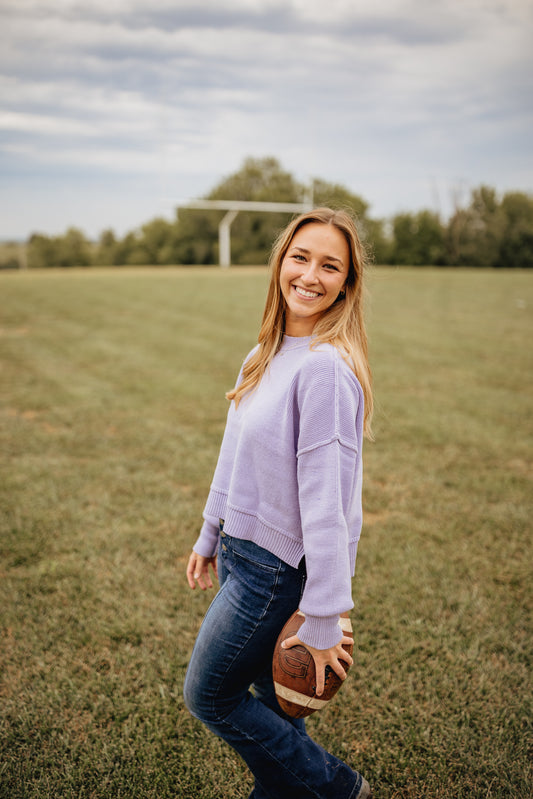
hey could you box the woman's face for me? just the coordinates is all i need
[280,222,350,337]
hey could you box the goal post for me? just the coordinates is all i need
[173,199,314,267]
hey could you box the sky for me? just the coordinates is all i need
[1,0,532,241]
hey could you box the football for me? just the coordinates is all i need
[272,609,354,718]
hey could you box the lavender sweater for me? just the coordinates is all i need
[193,334,365,650]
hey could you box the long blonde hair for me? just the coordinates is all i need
[227,207,373,438]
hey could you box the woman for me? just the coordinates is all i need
[184,208,373,799]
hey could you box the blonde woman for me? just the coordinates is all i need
[184,208,373,799]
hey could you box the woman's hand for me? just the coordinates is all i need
[281,634,353,696]
[186,551,218,591]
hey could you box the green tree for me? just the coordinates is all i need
[364,218,391,264]
[95,229,119,265]
[55,227,92,267]
[391,210,446,265]
[172,209,219,265]
[27,228,92,268]
[211,156,301,204]
[139,217,176,264]
[497,191,533,268]
[27,233,59,268]
[0,241,23,269]
[446,185,506,266]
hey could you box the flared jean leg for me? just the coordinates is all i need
[183,531,366,799]
[248,664,307,799]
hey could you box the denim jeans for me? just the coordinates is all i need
[183,523,366,799]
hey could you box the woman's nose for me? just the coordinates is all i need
[300,262,319,283]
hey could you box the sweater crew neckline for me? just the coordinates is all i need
[281,334,314,351]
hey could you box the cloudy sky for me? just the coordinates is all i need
[1,0,532,240]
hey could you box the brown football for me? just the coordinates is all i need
[272,609,353,718]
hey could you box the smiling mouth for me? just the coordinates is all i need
[293,285,321,299]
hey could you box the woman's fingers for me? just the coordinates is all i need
[197,566,213,590]
[280,634,300,649]
[186,553,217,590]
[340,636,354,667]
[281,634,353,696]
[186,553,198,589]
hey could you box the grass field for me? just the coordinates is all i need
[0,266,531,798]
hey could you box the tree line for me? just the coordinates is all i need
[5,157,533,269]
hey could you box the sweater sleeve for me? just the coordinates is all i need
[295,348,363,650]
[192,516,220,558]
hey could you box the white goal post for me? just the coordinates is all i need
[174,199,314,267]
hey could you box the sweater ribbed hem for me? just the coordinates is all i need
[203,488,359,574]
[224,505,304,569]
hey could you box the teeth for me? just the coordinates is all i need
[294,286,319,299]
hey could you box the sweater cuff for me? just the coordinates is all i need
[297,613,343,650]
[192,518,220,559]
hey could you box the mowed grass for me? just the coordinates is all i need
[0,266,531,799]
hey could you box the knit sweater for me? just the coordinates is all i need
[193,334,365,650]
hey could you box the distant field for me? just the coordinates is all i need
[0,267,531,798]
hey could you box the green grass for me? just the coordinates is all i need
[0,266,531,798]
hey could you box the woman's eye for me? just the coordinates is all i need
[324,263,339,271]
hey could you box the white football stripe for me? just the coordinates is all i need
[340,617,353,633]
[274,682,329,710]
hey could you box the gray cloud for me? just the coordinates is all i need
[1,0,532,238]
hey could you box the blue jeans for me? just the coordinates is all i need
[183,523,366,799]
